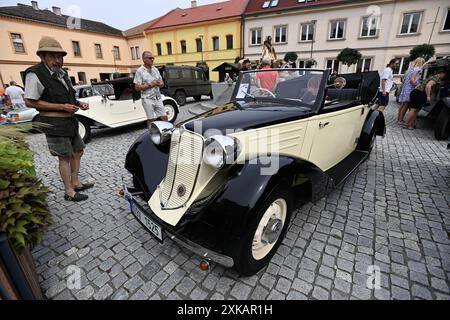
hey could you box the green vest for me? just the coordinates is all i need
[24,63,76,105]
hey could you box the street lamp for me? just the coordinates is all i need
[199,35,204,64]
[310,20,317,59]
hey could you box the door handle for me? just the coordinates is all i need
[319,122,330,129]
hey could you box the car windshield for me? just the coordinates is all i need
[233,69,327,109]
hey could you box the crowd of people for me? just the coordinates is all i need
[0,81,26,114]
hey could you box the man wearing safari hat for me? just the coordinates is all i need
[24,36,94,202]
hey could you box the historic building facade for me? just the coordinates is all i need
[243,0,450,77]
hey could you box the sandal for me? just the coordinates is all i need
[64,192,89,202]
[74,182,95,192]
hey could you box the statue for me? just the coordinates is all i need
[261,36,277,62]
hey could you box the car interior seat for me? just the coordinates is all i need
[327,88,359,101]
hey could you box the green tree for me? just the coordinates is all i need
[409,44,435,62]
[337,48,362,72]
[284,52,298,65]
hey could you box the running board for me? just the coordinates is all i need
[325,150,369,186]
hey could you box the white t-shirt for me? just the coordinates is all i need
[379,67,394,93]
[5,85,25,104]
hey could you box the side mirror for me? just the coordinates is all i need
[333,77,347,89]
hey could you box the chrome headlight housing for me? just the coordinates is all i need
[150,121,174,145]
[204,135,241,170]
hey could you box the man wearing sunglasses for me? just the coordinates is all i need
[134,51,167,127]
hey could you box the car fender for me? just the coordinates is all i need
[162,95,180,113]
[191,156,330,255]
[125,132,170,200]
[357,109,385,151]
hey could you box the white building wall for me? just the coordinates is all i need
[244,0,450,78]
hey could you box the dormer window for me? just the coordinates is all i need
[262,0,278,9]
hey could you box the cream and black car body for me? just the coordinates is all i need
[73,77,179,142]
[123,68,385,275]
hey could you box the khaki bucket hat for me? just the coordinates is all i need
[36,36,67,56]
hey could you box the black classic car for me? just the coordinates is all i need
[418,57,450,140]
[122,68,385,276]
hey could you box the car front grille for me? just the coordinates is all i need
[160,129,204,209]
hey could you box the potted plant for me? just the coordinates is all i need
[305,58,317,68]
[337,47,362,73]
[0,126,51,300]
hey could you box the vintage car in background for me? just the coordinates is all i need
[63,78,179,142]
[417,57,450,140]
[122,68,385,275]
[1,106,39,126]
[158,65,212,106]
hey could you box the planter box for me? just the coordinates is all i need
[0,233,43,300]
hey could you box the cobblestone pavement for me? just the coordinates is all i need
[29,99,450,300]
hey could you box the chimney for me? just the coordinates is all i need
[31,1,38,10]
[191,0,197,8]
[52,6,61,16]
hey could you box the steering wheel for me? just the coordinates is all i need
[251,88,276,98]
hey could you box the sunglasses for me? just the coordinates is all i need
[145,57,155,60]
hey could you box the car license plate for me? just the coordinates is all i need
[124,186,163,243]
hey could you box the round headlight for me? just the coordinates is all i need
[150,121,174,145]
[204,135,241,170]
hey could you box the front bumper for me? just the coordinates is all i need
[123,183,234,268]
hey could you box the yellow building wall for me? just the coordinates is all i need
[0,17,133,86]
[147,19,242,82]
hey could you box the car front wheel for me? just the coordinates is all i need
[235,185,293,276]
[164,102,178,123]
[77,116,91,143]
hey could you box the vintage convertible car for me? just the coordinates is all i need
[122,68,385,275]
[417,57,450,140]
[37,77,180,143]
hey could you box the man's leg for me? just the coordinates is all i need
[155,100,169,122]
[58,156,75,197]
[70,149,83,189]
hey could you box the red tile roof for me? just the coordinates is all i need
[124,18,158,37]
[146,0,248,31]
[245,0,349,15]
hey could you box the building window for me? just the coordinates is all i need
[72,41,81,57]
[274,25,287,43]
[400,12,422,34]
[262,0,278,8]
[326,59,340,73]
[394,57,409,75]
[131,47,136,60]
[135,47,140,59]
[77,72,86,85]
[95,44,103,59]
[443,8,450,31]
[250,28,262,45]
[166,42,172,55]
[196,38,203,53]
[180,40,187,54]
[156,43,162,56]
[212,37,219,51]
[10,33,25,53]
[226,35,233,50]
[329,20,346,39]
[356,58,372,73]
[300,23,314,42]
[113,46,120,60]
[361,16,379,37]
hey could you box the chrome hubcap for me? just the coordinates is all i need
[165,104,175,122]
[78,121,86,140]
[252,198,287,261]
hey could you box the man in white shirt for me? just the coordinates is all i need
[5,81,25,109]
[134,51,167,128]
[374,59,400,112]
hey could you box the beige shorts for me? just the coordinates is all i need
[142,98,165,120]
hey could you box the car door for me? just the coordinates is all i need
[307,105,366,171]
[181,68,195,97]
[194,69,210,96]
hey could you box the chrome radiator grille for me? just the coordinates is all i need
[160,129,204,209]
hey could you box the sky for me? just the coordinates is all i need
[0,0,223,30]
